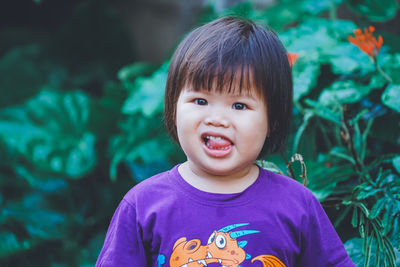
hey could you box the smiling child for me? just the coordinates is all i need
[96,16,355,267]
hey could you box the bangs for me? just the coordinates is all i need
[185,56,259,96]
[181,30,265,97]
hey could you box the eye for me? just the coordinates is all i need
[187,241,197,250]
[207,232,216,245]
[194,98,208,105]
[215,234,227,249]
[232,103,247,110]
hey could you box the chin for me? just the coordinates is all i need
[207,168,234,176]
[201,162,246,176]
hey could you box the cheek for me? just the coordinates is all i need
[239,115,269,148]
[243,114,268,134]
[176,111,196,144]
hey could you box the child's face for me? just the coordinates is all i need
[175,85,269,177]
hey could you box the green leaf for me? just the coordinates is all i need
[381,84,400,112]
[3,194,69,240]
[326,44,375,74]
[24,210,68,239]
[383,237,397,267]
[379,53,400,84]
[345,238,365,266]
[0,232,31,258]
[391,217,400,250]
[14,165,68,192]
[109,113,181,181]
[281,18,356,54]
[334,205,352,228]
[345,237,400,267]
[292,110,314,153]
[126,160,171,182]
[257,160,284,175]
[361,119,374,161]
[330,56,359,74]
[282,24,336,53]
[359,213,366,238]
[122,62,168,116]
[117,62,154,91]
[329,146,356,165]
[382,204,394,235]
[393,156,400,173]
[252,1,304,30]
[306,156,354,201]
[369,73,388,89]
[365,233,373,267]
[370,198,387,219]
[118,62,154,82]
[0,90,96,178]
[345,0,399,22]
[302,0,343,15]
[292,59,320,101]
[352,207,359,227]
[319,80,372,106]
[304,99,342,126]
[375,169,389,186]
[356,187,383,200]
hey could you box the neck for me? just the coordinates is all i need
[178,161,259,194]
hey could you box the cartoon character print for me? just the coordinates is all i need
[162,223,286,267]
[169,237,208,266]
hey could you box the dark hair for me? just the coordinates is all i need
[164,16,292,157]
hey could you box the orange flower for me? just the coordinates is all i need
[287,52,298,66]
[348,26,383,58]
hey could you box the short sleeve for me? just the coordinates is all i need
[296,194,356,267]
[96,199,149,267]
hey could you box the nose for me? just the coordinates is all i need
[204,110,230,128]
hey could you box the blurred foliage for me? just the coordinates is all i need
[0,0,399,266]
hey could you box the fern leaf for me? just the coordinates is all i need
[370,198,387,219]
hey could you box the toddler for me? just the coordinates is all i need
[96,16,355,267]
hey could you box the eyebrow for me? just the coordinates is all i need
[230,92,257,99]
[185,87,258,101]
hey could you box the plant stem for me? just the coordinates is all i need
[376,64,393,83]
[372,56,392,83]
[280,151,295,179]
[342,106,364,173]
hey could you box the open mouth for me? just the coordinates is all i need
[202,135,233,150]
[179,252,234,267]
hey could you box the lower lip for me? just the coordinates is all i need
[202,142,233,158]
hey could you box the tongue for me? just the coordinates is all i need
[207,138,231,148]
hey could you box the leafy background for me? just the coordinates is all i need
[0,0,399,266]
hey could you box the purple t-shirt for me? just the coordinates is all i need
[96,165,355,267]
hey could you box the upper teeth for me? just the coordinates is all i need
[206,136,224,140]
[198,259,207,266]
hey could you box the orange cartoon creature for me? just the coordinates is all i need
[169,237,210,267]
[166,223,286,267]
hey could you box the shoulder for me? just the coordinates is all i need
[257,167,321,216]
[123,165,179,206]
[260,167,315,201]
